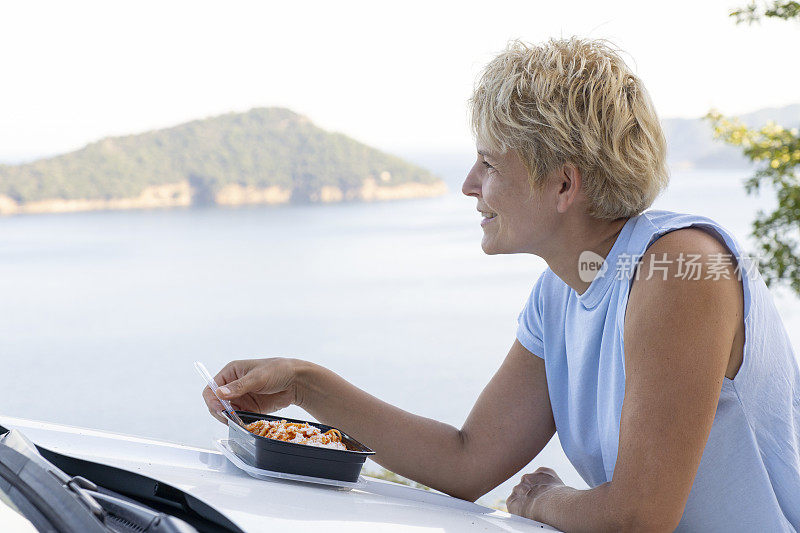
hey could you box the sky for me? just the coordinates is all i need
[1,0,798,162]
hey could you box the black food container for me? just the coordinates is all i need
[227,411,375,483]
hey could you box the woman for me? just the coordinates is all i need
[203,38,800,531]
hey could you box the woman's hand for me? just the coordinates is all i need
[506,467,565,520]
[201,358,309,424]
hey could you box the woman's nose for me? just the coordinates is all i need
[462,164,482,198]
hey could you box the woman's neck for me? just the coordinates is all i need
[543,216,630,295]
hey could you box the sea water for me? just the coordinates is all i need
[0,167,796,506]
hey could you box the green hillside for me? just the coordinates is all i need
[0,107,440,204]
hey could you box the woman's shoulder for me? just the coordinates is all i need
[633,209,725,237]
[613,211,751,333]
[642,225,732,258]
[631,211,743,299]
[629,209,746,261]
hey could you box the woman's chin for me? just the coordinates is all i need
[481,237,502,255]
[481,234,521,255]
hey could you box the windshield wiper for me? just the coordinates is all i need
[49,468,105,518]
[1,429,197,533]
[0,443,107,532]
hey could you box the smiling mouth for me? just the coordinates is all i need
[479,210,497,225]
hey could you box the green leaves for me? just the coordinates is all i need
[701,1,800,295]
[705,110,800,294]
[730,1,800,24]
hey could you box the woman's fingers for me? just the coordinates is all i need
[256,390,295,414]
[532,466,560,480]
[202,386,228,424]
[218,370,260,399]
[202,385,222,410]
[217,359,296,399]
[506,491,525,516]
[202,358,300,421]
[507,467,564,519]
[213,360,252,388]
[507,475,539,516]
[209,409,228,424]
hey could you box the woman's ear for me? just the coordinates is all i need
[555,163,582,214]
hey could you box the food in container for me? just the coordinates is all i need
[227,411,374,483]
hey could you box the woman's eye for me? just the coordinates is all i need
[482,161,494,170]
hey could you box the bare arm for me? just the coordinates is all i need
[204,339,554,501]
[507,228,744,531]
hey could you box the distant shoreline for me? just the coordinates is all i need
[0,178,448,216]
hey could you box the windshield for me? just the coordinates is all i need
[0,489,38,533]
[0,428,208,533]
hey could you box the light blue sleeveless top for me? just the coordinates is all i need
[516,210,800,531]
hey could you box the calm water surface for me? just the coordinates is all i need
[1,167,797,505]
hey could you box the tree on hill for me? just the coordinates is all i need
[0,108,439,205]
[706,1,800,295]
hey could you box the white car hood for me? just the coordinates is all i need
[0,416,556,532]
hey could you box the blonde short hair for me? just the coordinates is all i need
[469,37,668,219]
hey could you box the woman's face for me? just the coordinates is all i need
[462,145,555,255]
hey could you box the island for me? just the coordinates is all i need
[0,107,447,215]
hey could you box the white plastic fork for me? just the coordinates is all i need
[194,361,246,427]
